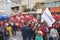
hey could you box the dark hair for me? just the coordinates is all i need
[24,22,27,25]
[28,24,31,27]
[33,23,35,26]
[8,24,11,27]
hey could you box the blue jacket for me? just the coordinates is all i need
[21,25,28,37]
[27,26,32,37]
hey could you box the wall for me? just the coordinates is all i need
[42,6,60,13]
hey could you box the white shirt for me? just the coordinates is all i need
[50,28,58,37]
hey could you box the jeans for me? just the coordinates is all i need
[23,36,27,40]
[13,31,16,36]
[5,37,9,40]
[52,37,58,40]
[28,36,32,40]
[5,36,9,40]
[32,35,35,40]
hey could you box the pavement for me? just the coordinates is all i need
[10,31,23,40]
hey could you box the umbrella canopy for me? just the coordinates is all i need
[0,14,9,20]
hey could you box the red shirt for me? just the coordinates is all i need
[1,22,5,27]
[39,27,46,36]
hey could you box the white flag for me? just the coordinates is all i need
[41,8,55,26]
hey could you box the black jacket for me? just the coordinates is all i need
[12,24,17,31]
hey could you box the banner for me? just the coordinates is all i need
[41,8,55,26]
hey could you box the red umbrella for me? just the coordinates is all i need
[9,16,14,20]
[15,23,20,28]
[14,18,18,23]
[9,16,15,22]
[32,18,38,23]
[20,19,24,23]
[24,14,31,22]
[20,14,24,19]
[29,15,34,20]
[16,16,21,20]
[20,14,25,21]
[19,23,24,28]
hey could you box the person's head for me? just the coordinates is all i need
[40,23,44,27]
[7,24,11,27]
[28,24,31,27]
[24,22,27,25]
[5,22,9,27]
[1,21,5,27]
[31,22,35,28]
[53,27,57,29]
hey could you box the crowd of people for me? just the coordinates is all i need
[21,21,60,40]
[0,21,17,40]
[0,20,60,40]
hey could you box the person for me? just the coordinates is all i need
[21,22,28,40]
[32,26,36,40]
[35,28,43,40]
[6,24,13,37]
[27,24,32,40]
[4,28,10,40]
[11,23,17,36]
[0,24,4,40]
[32,23,38,40]
[50,27,59,40]
[39,24,46,40]
[57,27,60,40]
[44,24,49,40]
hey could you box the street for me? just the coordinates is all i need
[11,31,23,40]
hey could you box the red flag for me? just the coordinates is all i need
[59,14,60,19]
[52,14,59,21]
